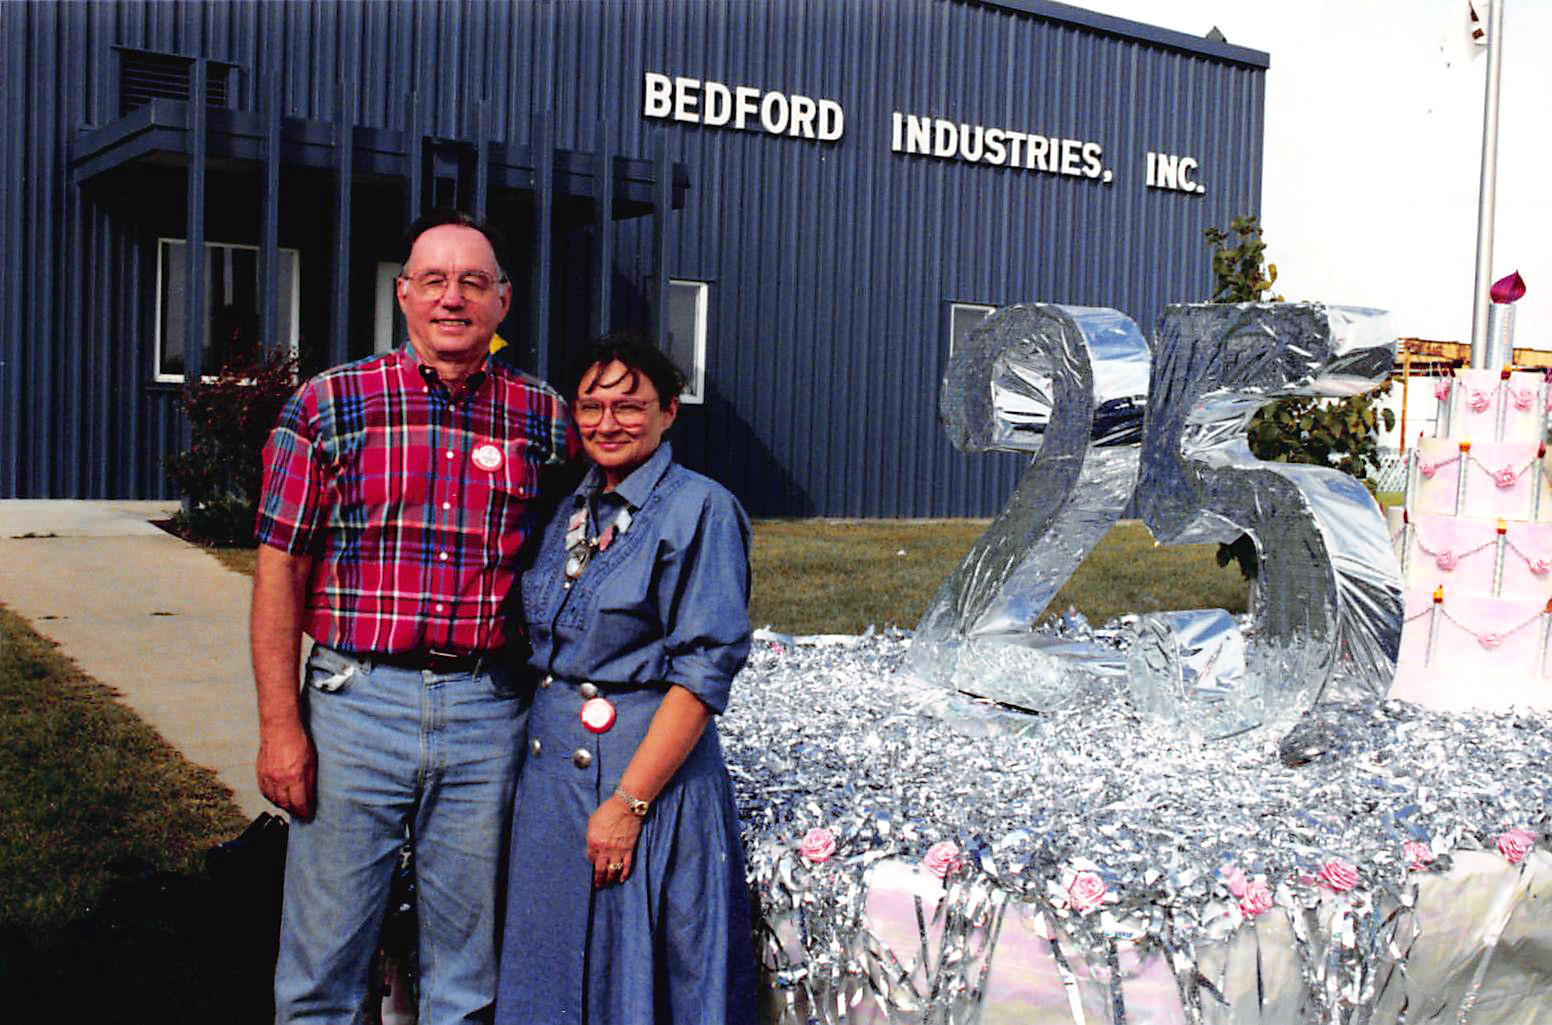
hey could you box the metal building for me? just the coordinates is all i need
[0,0,1267,516]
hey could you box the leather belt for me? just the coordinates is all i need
[371,648,487,674]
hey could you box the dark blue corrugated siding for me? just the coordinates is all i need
[1,0,1264,516]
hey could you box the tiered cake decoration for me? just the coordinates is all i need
[1390,274,1549,710]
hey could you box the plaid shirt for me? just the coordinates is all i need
[256,349,578,655]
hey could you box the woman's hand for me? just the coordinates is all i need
[587,797,643,888]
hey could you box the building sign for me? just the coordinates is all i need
[642,72,844,141]
[890,112,1111,182]
[642,71,1203,194]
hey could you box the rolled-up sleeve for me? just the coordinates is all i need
[254,385,327,554]
[659,490,753,714]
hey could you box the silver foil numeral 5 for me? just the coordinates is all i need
[907,301,1403,741]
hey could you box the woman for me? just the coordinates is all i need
[496,336,759,1024]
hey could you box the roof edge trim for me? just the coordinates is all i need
[967,0,1271,68]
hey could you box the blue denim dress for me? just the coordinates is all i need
[495,443,759,1025]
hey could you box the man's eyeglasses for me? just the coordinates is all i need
[574,399,654,427]
[400,270,507,301]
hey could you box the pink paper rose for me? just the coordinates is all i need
[1419,459,1439,479]
[1478,631,1503,650]
[1220,864,1249,898]
[1497,828,1536,864]
[1469,389,1491,413]
[1066,870,1108,914]
[1434,549,1457,571]
[1402,841,1435,871]
[1514,388,1535,412]
[800,827,836,863]
[1433,378,1452,401]
[1532,557,1551,576]
[1494,465,1518,489]
[923,841,964,880]
[1238,880,1274,918]
[1316,858,1358,893]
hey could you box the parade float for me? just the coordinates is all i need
[722,293,1552,1025]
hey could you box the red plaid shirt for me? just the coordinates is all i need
[256,349,578,655]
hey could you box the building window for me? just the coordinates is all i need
[374,261,401,353]
[666,280,708,404]
[948,302,994,357]
[155,239,300,382]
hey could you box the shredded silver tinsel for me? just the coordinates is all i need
[722,630,1552,1024]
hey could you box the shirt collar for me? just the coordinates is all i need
[578,441,674,510]
[398,346,491,398]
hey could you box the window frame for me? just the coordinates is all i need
[667,278,709,405]
[152,237,301,384]
[947,300,996,359]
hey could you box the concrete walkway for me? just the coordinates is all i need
[0,500,268,819]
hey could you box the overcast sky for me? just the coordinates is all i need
[1074,0,1549,350]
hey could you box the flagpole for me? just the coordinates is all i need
[1469,0,1506,368]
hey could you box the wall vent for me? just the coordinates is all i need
[119,50,230,116]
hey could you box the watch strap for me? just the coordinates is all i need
[614,785,649,817]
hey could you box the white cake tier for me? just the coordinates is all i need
[1400,513,1552,597]
[1411,437,1552,520]
[1435,368,1549,444]
[1390,586,1552,711]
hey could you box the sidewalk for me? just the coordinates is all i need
[0,500,268,819]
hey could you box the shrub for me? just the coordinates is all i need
[164,345,297,547]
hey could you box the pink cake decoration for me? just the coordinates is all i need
[1412,438,1464,516]
[1461,441,1539,519]
[1405,514,1495,593]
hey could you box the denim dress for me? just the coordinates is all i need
[495,443,759,1025]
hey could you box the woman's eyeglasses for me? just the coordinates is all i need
[574,399,653,427]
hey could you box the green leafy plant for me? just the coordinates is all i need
[1205,217,1396,577]
[164,345,297,547]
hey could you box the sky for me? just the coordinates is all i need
[1075,0,1550,350]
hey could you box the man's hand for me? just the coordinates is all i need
[586,798,643,888]
[251,545,315,820]
[258,719,317,819]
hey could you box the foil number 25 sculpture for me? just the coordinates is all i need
[905,302,1405,741]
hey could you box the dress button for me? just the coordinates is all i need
[578,682,599,699]
[445,450,455,459]
[571,748,593,769]
[529,738,542,756]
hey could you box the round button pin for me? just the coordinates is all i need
[471,443,505,472]
[580,697,616,734]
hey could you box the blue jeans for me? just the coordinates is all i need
[274,645,527,1024]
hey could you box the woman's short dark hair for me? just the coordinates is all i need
[571,332,686,408]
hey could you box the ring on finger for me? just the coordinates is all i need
[608,860,623,871]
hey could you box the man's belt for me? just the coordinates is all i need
[371,648,487,674]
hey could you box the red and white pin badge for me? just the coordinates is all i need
[471,443,505,472]
[580,697,617,734]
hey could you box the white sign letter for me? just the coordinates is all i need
[703,81,731,126]
[759,91,790,135]
[673,77,701,123]
[734,86,760,130]
[643,72,672,119]
[817,99,844,141]
[788,94,817,138]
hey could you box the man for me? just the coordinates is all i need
[251,209,576,1023]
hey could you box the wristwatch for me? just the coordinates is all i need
[614,786,650,817]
